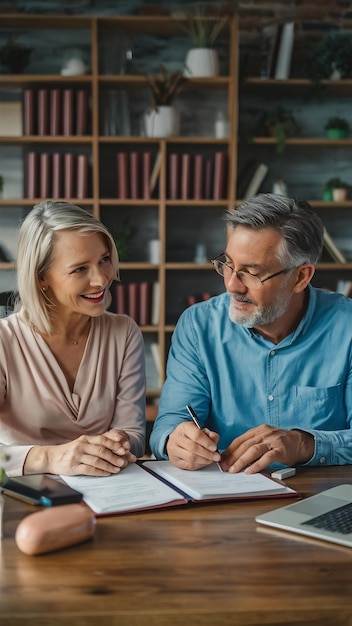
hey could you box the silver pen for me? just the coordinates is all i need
[186,405,223,472]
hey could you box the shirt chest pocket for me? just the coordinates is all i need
[293,384,345,429]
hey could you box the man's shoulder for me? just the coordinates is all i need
[313,286,352,311]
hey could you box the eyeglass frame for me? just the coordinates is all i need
[210,253,297,289]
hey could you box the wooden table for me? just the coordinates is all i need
[1,466,352,626]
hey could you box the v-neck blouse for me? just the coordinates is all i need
[0,311,146,475]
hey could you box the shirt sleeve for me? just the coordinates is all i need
[299,427,352,466]
[0,445,33,477]
[150,307,210,459]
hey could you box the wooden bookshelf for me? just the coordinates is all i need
[0,13,237,410]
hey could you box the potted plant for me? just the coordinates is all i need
[179,6,228,77]
[255,105,298,154]
[322,177,349,202]
[0,37,31,74]
[142,64,186,137]
[114,217,137,261]
[306,32,352,82]
[324,116,350,139]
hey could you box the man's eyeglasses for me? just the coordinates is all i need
[210,254,296,290]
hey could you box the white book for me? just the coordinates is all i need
[244,163,269,200]
[0,102,22,136]
[323,229,347,264]
[150,342,162,386]
[274,22,295,80]
[151,281,160,326]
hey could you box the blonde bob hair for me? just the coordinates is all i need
[17,201,119,334]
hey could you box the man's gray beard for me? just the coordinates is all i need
[228,292,290,328]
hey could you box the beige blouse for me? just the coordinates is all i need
[0,311,146,475]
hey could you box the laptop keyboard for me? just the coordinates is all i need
[302,502,352,535]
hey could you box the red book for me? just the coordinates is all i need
[204,158,213,200]
[127,283,140,323]
[181,153,191,200]
[23,89,35,135]
[39,153,51,198]
[116,152,129,199]
[115,283,127,315]
[76,154,88,199]
[24,152,38,198]
[193,154,204,200]
[142,151,151,200]
[75,89,88,135]
[139,282,152,326]
[49,89,61,135]
[213,151,227,200]
[62,89,74,136]
[187,295,198,307]
[64,153,75,198]
[168,153,180,200]
[37,89,49,135]
[129,151,140,199]
[52,152,62,198]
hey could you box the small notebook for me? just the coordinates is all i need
[256,484,352,548]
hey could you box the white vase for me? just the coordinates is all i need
[184,48,219,78]
[144,105,178,138]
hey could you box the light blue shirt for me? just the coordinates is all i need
[150,285,352,466]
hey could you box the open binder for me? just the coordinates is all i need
[61,461,298,517]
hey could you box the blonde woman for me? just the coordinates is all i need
[0,201,146,476]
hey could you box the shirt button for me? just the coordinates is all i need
[268,394,274,401]
[270,350,276,356]
[319,457,326,464]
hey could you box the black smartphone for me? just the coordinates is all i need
[2,474,83,506]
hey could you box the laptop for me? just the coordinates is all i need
[256,484,352,547]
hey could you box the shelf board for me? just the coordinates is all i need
[251,137,352,146]
[0,199,93,206]
[0,14,92,29]
[165,262,213,270]
[99,136,230,144]
[244,77,352,97]
[317,263,352,270]
[0,75,93,86]
[0,135,93,144]
[99,76,230,89]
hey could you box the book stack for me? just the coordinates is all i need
[24,152,89,199]
[23,88,89,136]
[167,151,228,200]
[114,281,160,326]
[116,151,161,200]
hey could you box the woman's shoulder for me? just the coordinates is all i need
[0,311,21,337]
[96,311,141,336]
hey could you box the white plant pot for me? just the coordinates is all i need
[184,48,219,78]
[144,105,178,138]
[333,187,347,202]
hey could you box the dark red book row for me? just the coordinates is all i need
[116,151,162,200]
[114,281,159,326]
[23,88,89,136]
[167,151,228,201]
[24,152,89,199]
[186,292,212,307]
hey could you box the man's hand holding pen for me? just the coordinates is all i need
[166,421,222,471]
